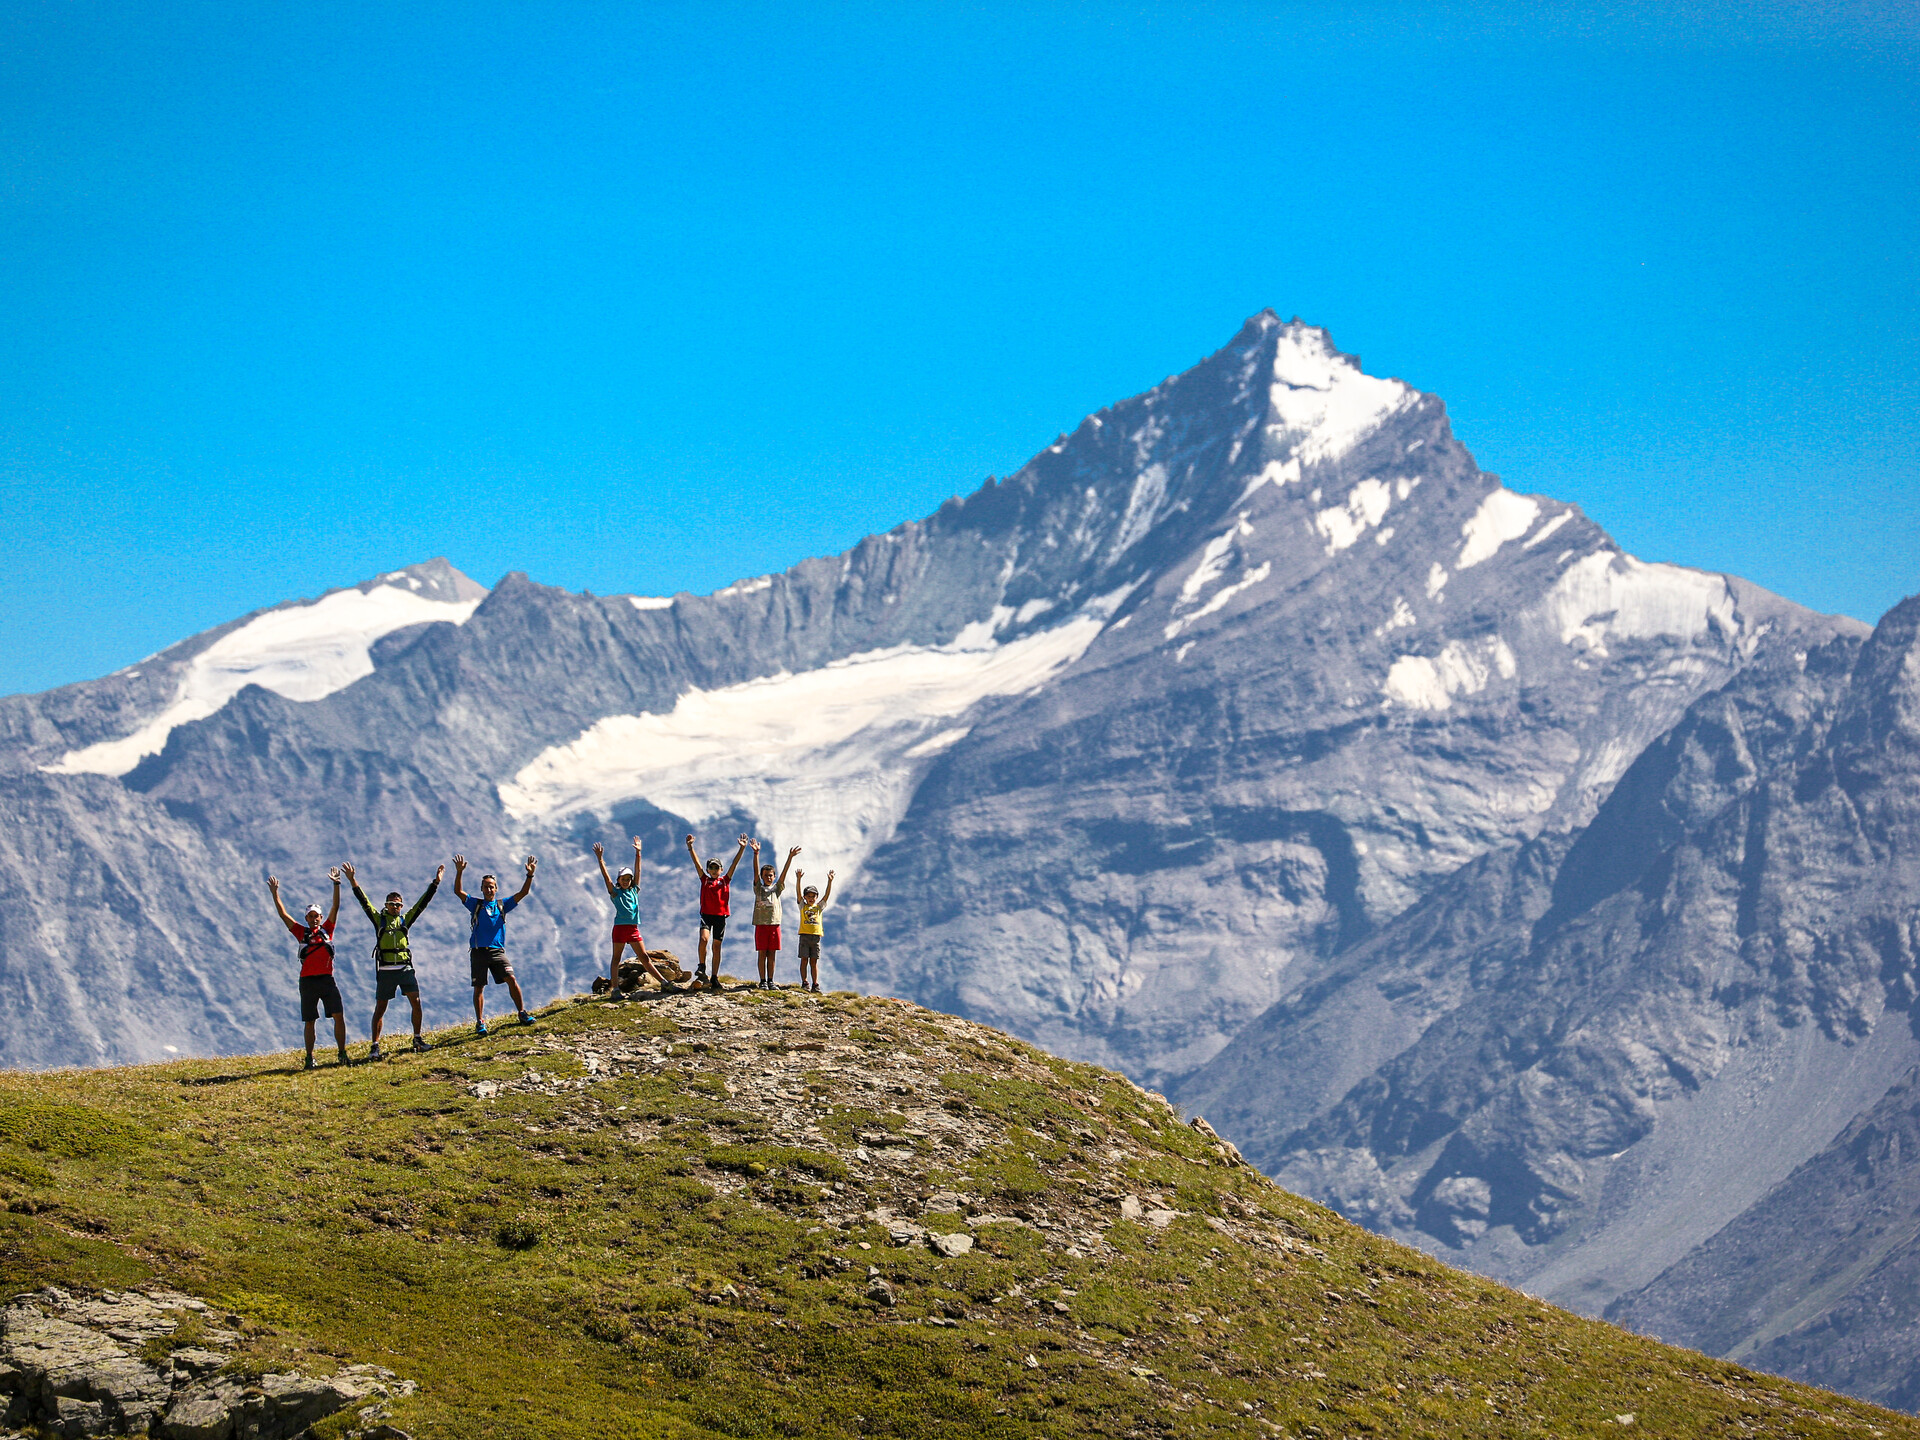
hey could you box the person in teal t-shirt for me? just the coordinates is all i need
[594,838,670,995]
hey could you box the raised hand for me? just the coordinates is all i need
[632,836,643,851]
[593,842,605,857]
[434,864,446,883]
[827,870,835,882]
[748,838,761,851]
[328,867,341,883]
[267,875,280,892]
[340,862,356,882]
[788,846,802,859]
[525,855,537,875]
[737,833,750,847]
[453,853,466,870]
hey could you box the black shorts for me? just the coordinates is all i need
[470,947,513,986]
[700,913,727,939]
[375,966,419,1002]
[796,936,820,962]
[300,974,344,1021]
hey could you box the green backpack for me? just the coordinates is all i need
[373,912,412,967]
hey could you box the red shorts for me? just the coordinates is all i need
[612,925,644,946]
[754,924,781,952]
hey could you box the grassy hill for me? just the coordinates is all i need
[2,986,1914,1439]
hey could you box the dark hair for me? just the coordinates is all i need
[481,874,498,885]
[386,892,403,902]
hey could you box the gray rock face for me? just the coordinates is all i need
[0,1286,412,1438]
[1182,595,1920,1406]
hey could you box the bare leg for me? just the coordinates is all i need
[304,1018,317,1056]
[473,985,487,1024]
[711,935,724,986]
[697,927,712,973]
[409,993,425,1038]
[371,999,389,1048]
[332,1013,348,1053]
[506,973,527,1013]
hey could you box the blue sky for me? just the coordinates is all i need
[3,1,1915,696]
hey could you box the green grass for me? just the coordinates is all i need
[0,992,1913,1439]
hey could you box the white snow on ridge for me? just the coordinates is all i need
[1538,552,1742,658]
[1457,488,1542,569]
[498,612,1110,877]
[48,587,483,777]
[628,595,675,611]
[1265,328,1416,468]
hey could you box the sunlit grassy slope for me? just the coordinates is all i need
[2,987,1912,1439]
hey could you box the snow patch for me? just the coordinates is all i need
[1522,511,1574,549]
[1179,518,1254,604]
[1457,489,1541,569]
[1313,479,1393,555]
[1382,636,1518,711]
[628,596,675,611]
[713,576,774,599]
[1375,596,1417,636]
[1238,457,1301,503]
[1536,552,1741,659]
[499,611,1112,875]
[48,585,484,776]
[1164,562,1271,640]
[1265,329,1417,467]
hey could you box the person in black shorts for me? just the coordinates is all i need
[685,833,747,990]
[268,868,349,1069]
[454,852,536,1035]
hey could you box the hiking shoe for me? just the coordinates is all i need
[709,978,723,993]
[476,1021,489,1037]
[411,1036,431,1053]
[303,1052,316,1071]
[811,983,822,994]
[367,1044,385,1061]
[518,1010,533,1025]
[336,1048,352,1066]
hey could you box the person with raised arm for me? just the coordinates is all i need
[685,832,748,992]
[454,852,537,1035]
[792,866,834,995]
[595,837,668,996]
[342,859,440,1060]
[748,840,800,991]
[267,868,349,1068]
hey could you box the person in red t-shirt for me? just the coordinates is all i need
[684,833,748,992]
[267,868,348,1069]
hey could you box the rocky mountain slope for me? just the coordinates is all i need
[1178,595,1920,1409]
[4,987,1914,1439]
[0,312,1852,1079]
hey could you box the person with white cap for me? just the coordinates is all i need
[594,837,669,995]
[266,867,349,1069]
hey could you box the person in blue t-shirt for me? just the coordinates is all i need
[453,853,536,1035]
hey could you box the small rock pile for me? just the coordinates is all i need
[0,1287,413,1440]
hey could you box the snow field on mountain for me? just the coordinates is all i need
[499,613,1109,872]
[1264,325,1417,464]
[48,584,484,776]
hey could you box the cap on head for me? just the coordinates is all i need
[706,859,721,873]
[802,887,819,899]
[305,904,323,918]
[617,866,634,881]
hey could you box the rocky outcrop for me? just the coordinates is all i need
[0,1286,413,1439]
[1181,594,1920,1407]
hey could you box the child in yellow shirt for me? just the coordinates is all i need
[792,867,833,994]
